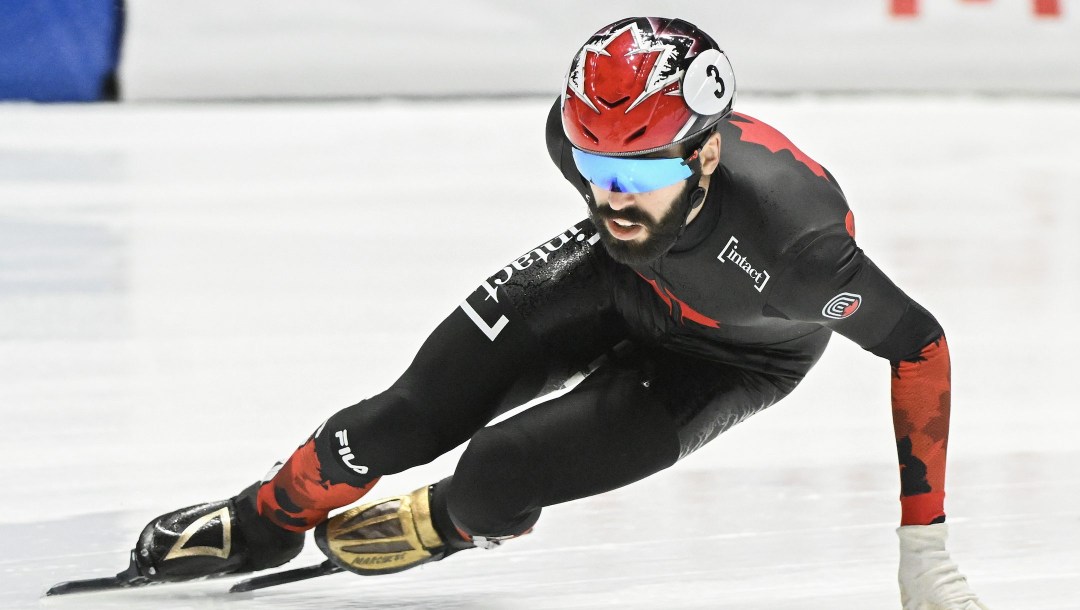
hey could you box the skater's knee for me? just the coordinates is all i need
[319,389,445,478]
[448,427,541,538]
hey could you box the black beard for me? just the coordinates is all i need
[586,182,692,266]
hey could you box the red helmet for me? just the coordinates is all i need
[562,17,735,156]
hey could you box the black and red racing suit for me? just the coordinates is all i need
[256,102,952,540]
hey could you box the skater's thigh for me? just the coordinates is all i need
[482,346,802,505]
[646,351,803,460]
[322,224,626,475]
[322,302,623,476]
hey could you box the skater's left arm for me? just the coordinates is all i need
[770,229,991,609]
[769,228,949,525]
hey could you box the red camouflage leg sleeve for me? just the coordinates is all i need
[891,335,951,526]
[256,437,380,532]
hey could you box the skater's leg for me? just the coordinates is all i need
[128,222,622,582]
[259,223,625,533]
[443,347,804,540]
[257,299,555,531]
[120,297,606,583]
[315,345,804,576]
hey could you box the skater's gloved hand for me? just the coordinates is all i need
[897,523,989,610]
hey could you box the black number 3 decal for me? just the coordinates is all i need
[705,65,726,99]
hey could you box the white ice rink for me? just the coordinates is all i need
[1,96,1077,609]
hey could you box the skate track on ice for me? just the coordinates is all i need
[0,97,1077,609]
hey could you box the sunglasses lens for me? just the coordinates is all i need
[571,149,693,194]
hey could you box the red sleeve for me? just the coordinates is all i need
[257,437,379,532]
[892,336,951,526]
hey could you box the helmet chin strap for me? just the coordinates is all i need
[674,171,707,242]
[677,142,707,233]
[686,184,707,219]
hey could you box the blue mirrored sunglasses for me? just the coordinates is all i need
[571,148,700,194]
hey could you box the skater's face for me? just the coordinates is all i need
[584,133,721,265]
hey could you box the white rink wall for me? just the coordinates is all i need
[120,0,1080,100]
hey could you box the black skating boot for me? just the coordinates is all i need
[123,481,304,582]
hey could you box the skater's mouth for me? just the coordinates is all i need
[606,217,644,240]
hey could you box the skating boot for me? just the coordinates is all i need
[123,481,304,582]
[315,483,479,575]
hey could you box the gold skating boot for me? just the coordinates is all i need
[314,485,450,575]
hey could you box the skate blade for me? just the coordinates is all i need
[45,575,152,596]
[230,560,342,593]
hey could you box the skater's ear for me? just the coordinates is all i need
[699,132,722,177]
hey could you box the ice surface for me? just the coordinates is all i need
[1,96,1077,608]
